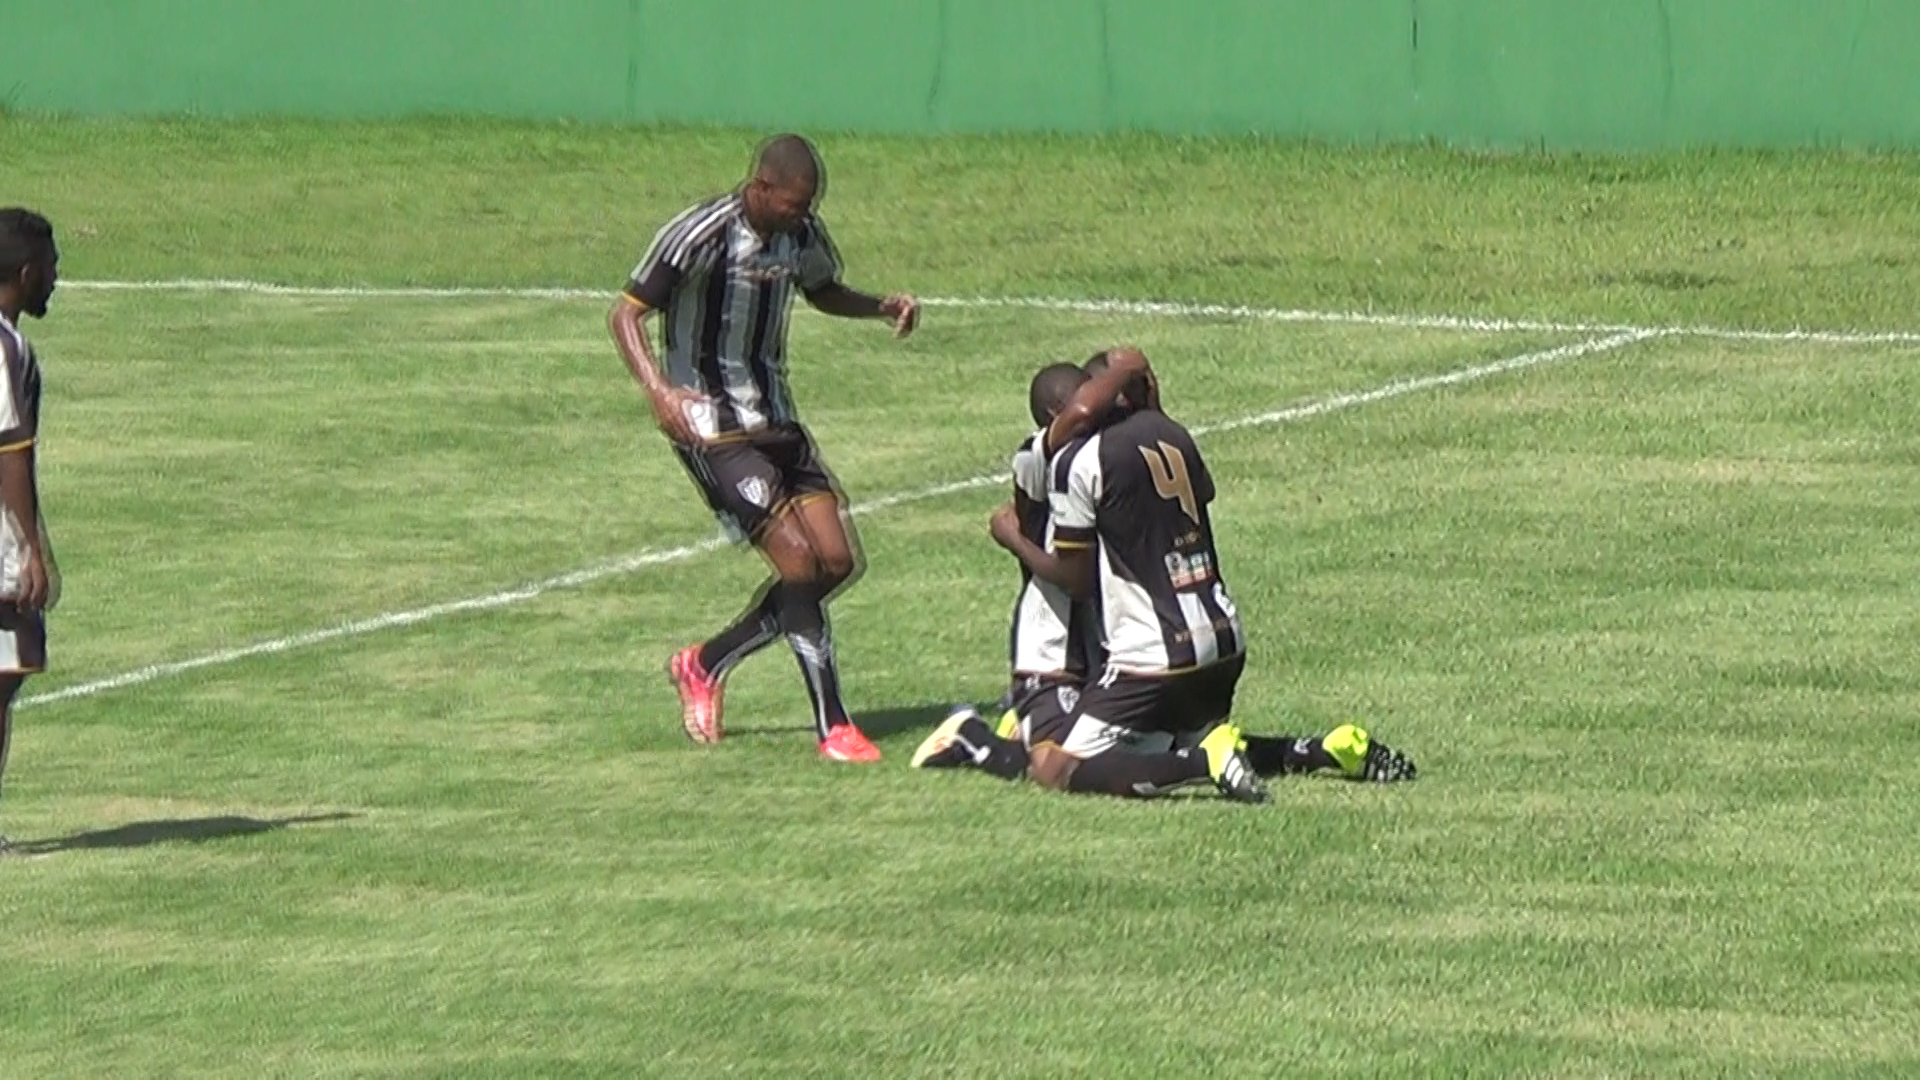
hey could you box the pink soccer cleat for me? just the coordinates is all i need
[667,645,725,744]
[818,723,882,763]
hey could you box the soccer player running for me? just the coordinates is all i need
[608,135,919,762]
[0,209,58,853]
[914,349,1416,800]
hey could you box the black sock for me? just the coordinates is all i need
[779,582,848,740]
[1067,748,1211,798]
[697,580,783,677]
[1243,734,1338,777]
[950,715,1030,781]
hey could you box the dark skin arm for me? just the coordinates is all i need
[1044,345,1154,453]
[990,502,1095,600]
[803,281,920,336]
[0,443,47,611]
[607,297,706,446]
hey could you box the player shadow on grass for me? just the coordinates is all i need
[14,812,359,856]
[728,702,960,741]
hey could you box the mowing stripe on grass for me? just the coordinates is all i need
[19,331,1653,710]
[64,278,1920,345]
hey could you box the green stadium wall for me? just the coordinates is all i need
[7,0,1920,149]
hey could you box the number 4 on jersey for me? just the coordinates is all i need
[1140,441,1199,522]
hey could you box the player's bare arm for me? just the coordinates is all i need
[803,281,919,337]
[1045,346,1151,452]
[607,297,706,446]
[989,502,1094,599]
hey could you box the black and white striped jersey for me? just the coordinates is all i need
[1050,409,1244,674]
[0,310,43,602]
[1007,428,1102,680]
[624,193,842,439]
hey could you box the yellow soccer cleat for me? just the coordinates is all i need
[1323,722,1417,782]
[1198,723,1270,804]
[1322,723,1371,776]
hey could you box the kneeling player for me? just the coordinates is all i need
[914,348,1414,799]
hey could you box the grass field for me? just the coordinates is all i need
[2,117,1920,1077]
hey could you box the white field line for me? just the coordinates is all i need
[19,330,1652,710]
[1196,329,1661,434]
[61,278,1920,346]
[18,538,733,709]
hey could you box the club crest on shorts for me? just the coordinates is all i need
[737,476,772,509]
[1056,686,1080,713]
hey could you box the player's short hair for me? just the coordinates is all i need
[0,208,54,280]
[1082,350,1151,414]
[1029,362,1089,426]
[754,134,824,193]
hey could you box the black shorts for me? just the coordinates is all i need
[675,425,840,542]
[1005,675,1082,749]
[1058,654,1245,758]
[0,600,47,673]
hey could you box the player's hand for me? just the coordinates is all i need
[1108,345,1158,409]
[988,502,1023,551]
[648,386,709,447]
[16,546,48,612]
[880,294,920,338]
[1108,346,1149,373]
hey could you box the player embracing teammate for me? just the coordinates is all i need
[914,347,1417,802]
